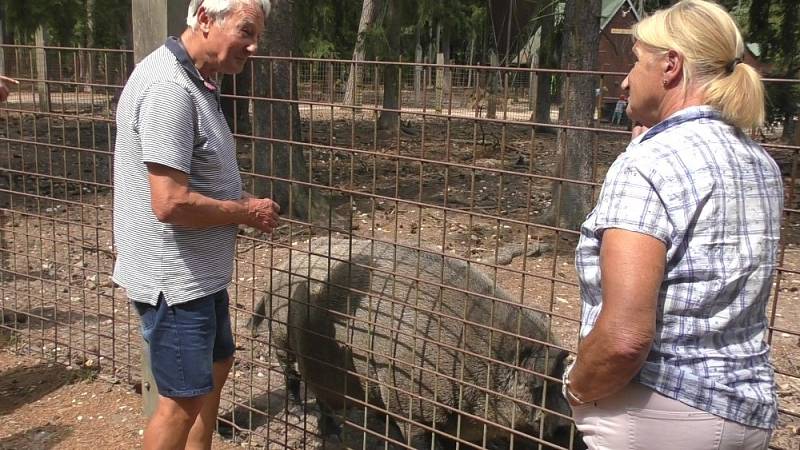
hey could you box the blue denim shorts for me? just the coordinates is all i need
[133,290,235,398]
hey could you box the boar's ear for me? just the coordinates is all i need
[551,349,574,377]
[247,293,269,336]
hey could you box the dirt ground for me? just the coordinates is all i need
[0,341,241,450]
[1,105,799,449]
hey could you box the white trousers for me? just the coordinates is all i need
[572,383,771,450]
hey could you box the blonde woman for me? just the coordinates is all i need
[566,1,781,449]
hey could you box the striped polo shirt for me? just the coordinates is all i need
[576,106,782,429]
[112,37,242,306]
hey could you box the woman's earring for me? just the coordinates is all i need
[662,79,668,86]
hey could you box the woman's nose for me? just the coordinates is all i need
[621,75,630,91]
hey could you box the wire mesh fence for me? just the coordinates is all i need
[1,47,799,449]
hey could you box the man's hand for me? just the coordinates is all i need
[0,75,19,102]
[242,197,280,233]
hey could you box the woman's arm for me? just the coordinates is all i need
[568,228,665,404]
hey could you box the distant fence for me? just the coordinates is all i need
[1,44,799,449]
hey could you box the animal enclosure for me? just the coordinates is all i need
[1,44,799,449]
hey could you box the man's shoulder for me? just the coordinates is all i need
[118,49,194,114]
[126,46,191,93]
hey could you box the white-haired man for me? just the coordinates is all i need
[112,1,276,449]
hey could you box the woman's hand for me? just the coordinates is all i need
[0,75,19,102]
[632,123,649,140]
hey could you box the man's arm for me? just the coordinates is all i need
[147,163,279,233]
[0,75,19,102]
[567,228,665,404]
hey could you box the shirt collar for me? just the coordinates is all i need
[639,106,722,144]
[165,36,218,93]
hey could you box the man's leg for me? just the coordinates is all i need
[186,356,234,450]
[144,395,205,449]
[132,294,221,450]
[186,290,237,449]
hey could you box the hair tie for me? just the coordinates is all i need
[725,57,742,74]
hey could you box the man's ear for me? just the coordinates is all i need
[196,6,213,33]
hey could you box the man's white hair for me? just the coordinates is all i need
[186,0,271,29]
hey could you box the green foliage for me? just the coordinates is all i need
[5,0,81,44]
[742,0,800,127]
[4,0,129,48]
[92,0,132,48]
[294,0,361,58]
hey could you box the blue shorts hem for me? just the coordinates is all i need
[158,385,214,398]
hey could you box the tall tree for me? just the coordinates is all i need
[547,0,601,230]
[344,0,381,105]
[377,0,403,130]
[746,0,800,140]
[533,0,561,125]
[252,0,331,222]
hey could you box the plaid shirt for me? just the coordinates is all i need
[576,106,782,429]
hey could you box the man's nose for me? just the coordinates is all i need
[621,75,630,91]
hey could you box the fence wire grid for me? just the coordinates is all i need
[1,45,799,450]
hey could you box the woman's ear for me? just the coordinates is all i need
[663,49,683,87]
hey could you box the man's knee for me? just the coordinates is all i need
[156,394,206,423]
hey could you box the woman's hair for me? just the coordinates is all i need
[186,0,271,29]
[633,0,764,129]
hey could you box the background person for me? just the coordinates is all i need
[565,1,781,449]
[611,94,627,125]
[112,1,278,449]
[0,75,18,102]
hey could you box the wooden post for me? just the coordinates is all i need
[487,50,499,119]
[414,42,422,107]
[435,52,444,113]
[131,0,186,416]
[34,26,50,112]
[528,32,539,111]
[132,0,186,63]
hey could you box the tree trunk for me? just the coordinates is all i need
[533,0,558,124]
[221,67,252,135]
[441,28,451,97]
[81,0,95,90]
[377,0,401,130]
[344,0,380,105]
[548,0,601,230]
[252,0,329,223]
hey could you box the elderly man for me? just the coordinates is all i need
[0,75,18,102]
[112,1,277,449]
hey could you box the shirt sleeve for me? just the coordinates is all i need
[137,81,196,174]
[591,153,671,244]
